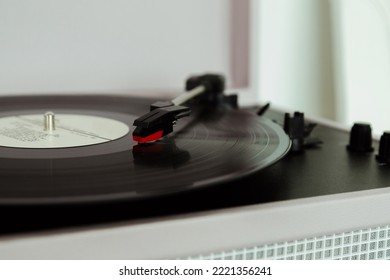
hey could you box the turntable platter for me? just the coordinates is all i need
[0,95,290,205]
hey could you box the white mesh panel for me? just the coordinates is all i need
[186,225,390,260]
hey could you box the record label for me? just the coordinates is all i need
[0,114,129,148]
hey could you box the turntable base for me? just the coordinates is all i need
[0,96,390,260]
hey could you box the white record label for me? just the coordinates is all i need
[0,114,130,148]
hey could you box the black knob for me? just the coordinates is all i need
[376,132,390,163]
[284,112,305,152]
[347,123,373,153]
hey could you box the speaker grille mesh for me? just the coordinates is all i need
[187,225,390,260]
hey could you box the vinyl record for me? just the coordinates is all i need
[0,95,290,205]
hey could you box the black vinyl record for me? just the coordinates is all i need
[0,95,290,205]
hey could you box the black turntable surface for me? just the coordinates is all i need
[0,95,389,234]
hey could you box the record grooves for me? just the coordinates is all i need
[0,95,290,205]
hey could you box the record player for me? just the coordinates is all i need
[1,0,390,260]
[0,73,390,260]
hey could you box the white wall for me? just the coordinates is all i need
[257,0,335,120]
[0,0,233,96]
[331,0,390,135]
[257,0,390,135]
[4,0,390,132]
